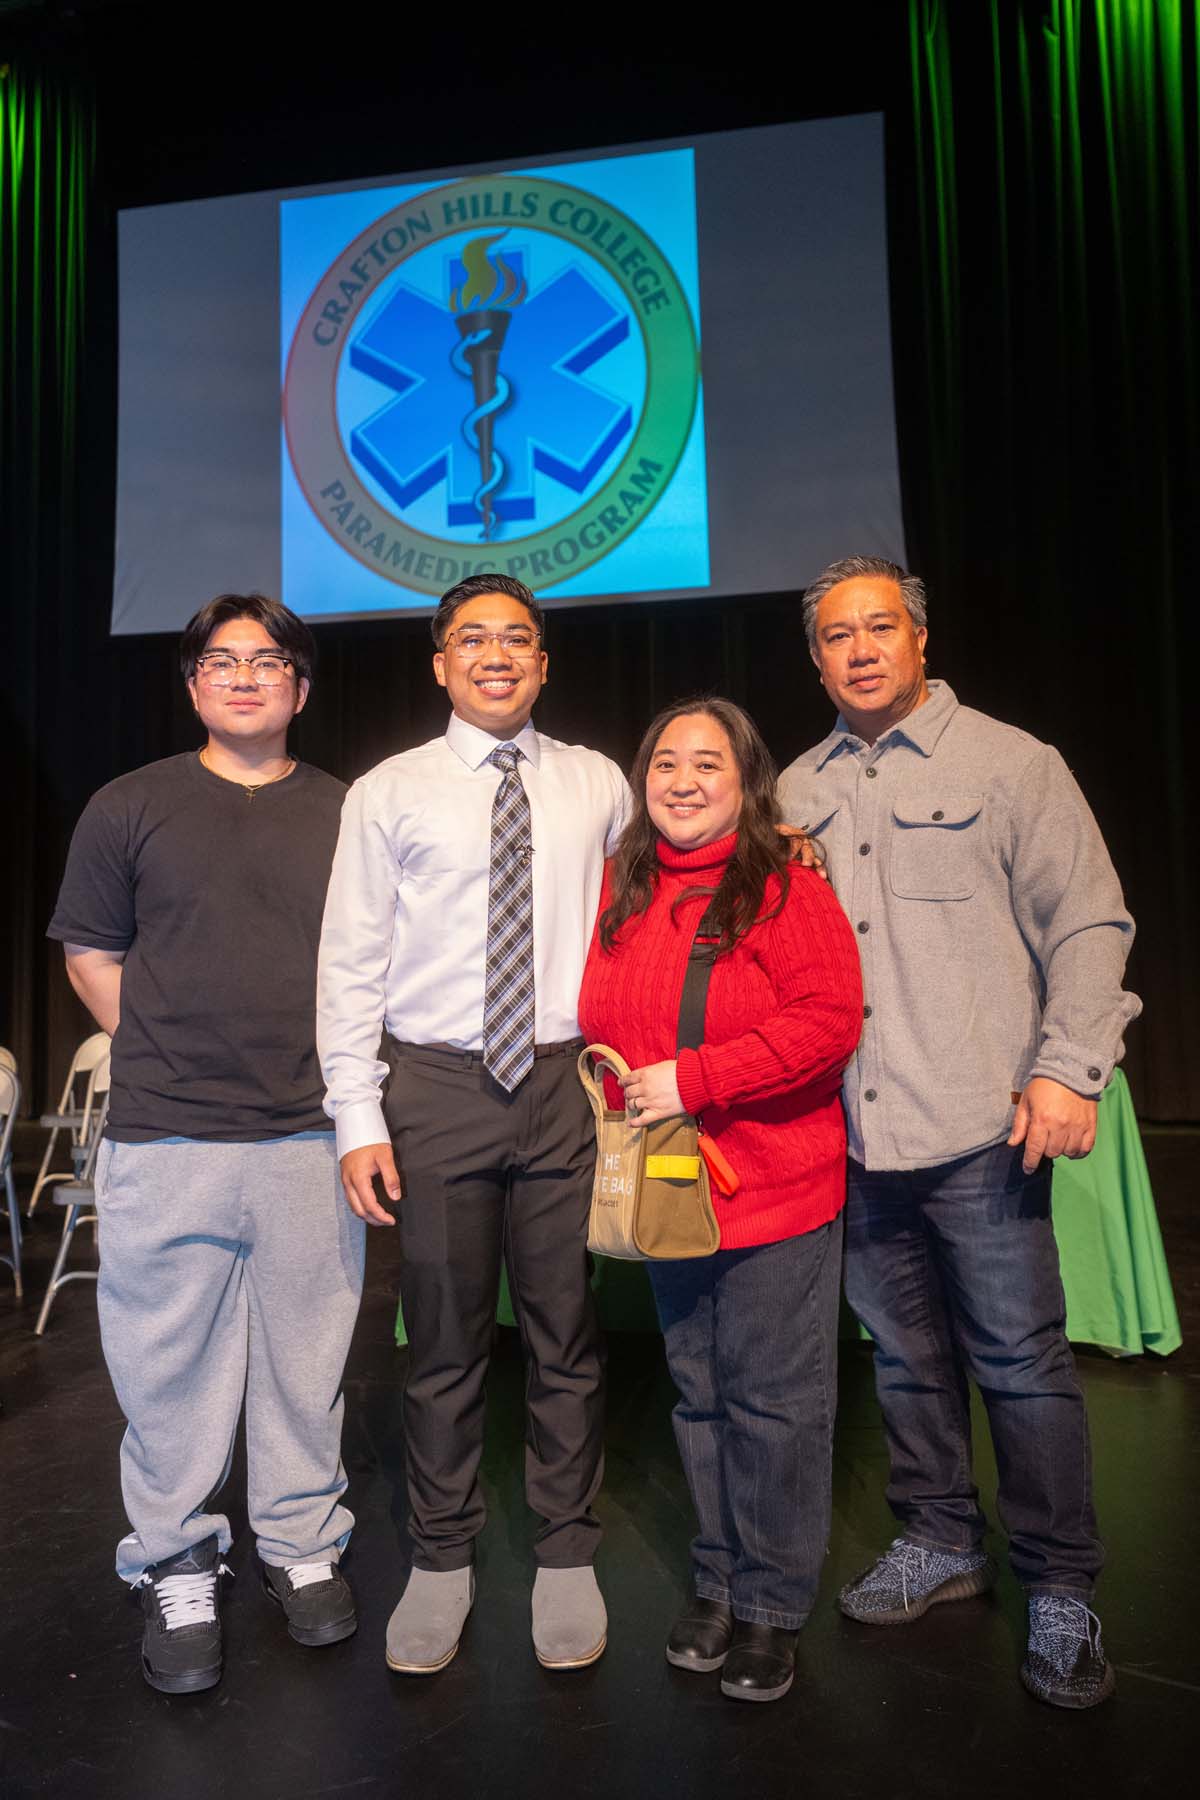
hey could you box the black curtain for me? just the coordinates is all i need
[1,3,1195,1118]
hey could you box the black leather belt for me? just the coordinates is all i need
[390,1037,584,1068]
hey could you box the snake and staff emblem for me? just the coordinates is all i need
[449,233,528,540]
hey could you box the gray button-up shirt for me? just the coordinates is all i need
[777,681,1140,1171]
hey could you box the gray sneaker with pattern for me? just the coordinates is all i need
[1021,1595,1115,1708]
[839,1537,995,1624]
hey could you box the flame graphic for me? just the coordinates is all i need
[450,232,527,313]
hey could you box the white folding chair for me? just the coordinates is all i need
[1,1063,23,1299]
[0,1046,17,1072]
[29,1030,111,1217]
[34,1076,110,1336]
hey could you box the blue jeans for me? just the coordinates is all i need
[844,1141,1102,1596]
[648,1215,842,1631]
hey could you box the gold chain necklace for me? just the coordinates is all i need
[199,746,295,801]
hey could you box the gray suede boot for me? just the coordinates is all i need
[385,1567,475,1674]
[531,1566,607,1670]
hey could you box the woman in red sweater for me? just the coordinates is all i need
[578,698,862,1703]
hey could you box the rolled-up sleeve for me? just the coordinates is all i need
[317,776,400,1157]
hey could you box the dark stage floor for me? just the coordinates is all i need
[2,1129,1198,1800]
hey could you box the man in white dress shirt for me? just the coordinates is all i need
[318,573,628,1675]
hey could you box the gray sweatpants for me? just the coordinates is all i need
[94,1133,365,1583]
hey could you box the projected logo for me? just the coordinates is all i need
[284,171,702,597]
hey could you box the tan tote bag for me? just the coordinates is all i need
[578,1044,721,1260]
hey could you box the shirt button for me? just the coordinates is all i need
[864,1089,877,1102]
[932,809,945,821]
[857,920,870,934]
[1088,1066,1102,1082]
[859,843,871,855]
[863,1005,873,1018]
[865,766,878,779]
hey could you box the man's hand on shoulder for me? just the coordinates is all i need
[776,824,829,880]
[1008,1077,1098,1175]
[339,1142,402,1226]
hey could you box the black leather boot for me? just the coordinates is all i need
[719,1621,799,1702]
[665,1595,735,1671]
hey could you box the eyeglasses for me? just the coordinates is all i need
[195,653,294,687]
[442,628,542,662]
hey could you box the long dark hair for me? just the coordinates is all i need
[599,697,790,958]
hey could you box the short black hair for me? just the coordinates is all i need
[179,594,317,685]
[430,573,545,650]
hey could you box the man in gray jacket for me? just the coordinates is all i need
[778,555,1139,1711]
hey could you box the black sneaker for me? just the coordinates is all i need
[1021,1595,1116,1709]
[262,1560,357,1647]
[135,1535,227,1694]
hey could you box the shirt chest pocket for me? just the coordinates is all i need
[888,792,983,901]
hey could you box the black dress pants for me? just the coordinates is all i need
[385,1039,605,1571]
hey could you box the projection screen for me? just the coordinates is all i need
[113,114,903,632]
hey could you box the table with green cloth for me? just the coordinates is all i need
[395,1070,1180,1357]
[1046,1068,1180,1356]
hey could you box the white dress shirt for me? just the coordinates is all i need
[317,713,630,1157]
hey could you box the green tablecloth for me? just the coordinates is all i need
[1048,1068,1180,1356]
[396,1070,1180,1356]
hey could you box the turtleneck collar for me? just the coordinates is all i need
[655,830,738,875]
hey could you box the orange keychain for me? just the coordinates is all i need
[698,1132,740,1198]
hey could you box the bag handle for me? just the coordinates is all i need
[577,1043,632,1127]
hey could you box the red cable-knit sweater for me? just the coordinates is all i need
[578,832,863,1249]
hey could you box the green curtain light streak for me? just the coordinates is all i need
[908,0,962,576]
[0,57,95,1100]
[1,59,93,533]
[911,0,1198,455]
[906,0,1199,1119]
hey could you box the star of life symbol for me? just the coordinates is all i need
[349,231,636,541]
[283,172,700,595]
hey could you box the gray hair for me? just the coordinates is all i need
[802,556,928,652]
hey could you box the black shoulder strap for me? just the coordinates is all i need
[676,900,721,1054]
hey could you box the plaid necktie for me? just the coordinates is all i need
[483,742,535,1091]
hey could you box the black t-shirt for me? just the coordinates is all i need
[48,753,346,1142]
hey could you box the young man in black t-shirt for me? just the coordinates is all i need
[48,594,363,1695]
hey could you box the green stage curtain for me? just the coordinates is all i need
[902,1,1199,1119]
[0,56,99,1101]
